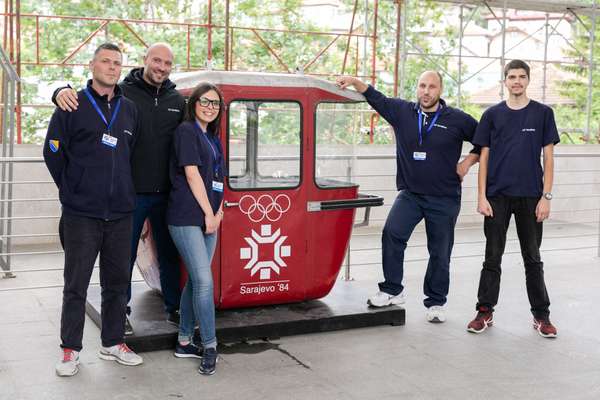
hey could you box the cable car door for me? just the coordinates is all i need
[220,99,307,308]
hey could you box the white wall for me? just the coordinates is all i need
[6,143,600,245]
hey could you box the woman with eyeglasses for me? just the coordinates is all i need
[166,82,225,375]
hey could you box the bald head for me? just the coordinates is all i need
[416,70,443,111]
[146,43,173,58]
[419,70,443,88]
[143,43,174,87]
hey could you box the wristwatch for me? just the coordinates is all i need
[543,192,553,200]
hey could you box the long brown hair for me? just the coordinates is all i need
[184,82,224,137]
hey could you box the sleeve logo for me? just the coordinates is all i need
[49,139,60,152]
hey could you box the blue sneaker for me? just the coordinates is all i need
[198,347,218,375]
[174,342,203,359]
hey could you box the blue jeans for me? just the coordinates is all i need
[379,190,461,307]
[129,193,181,314]
[168,225,217,348]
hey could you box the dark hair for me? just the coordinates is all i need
[504,60,530,79]
[435,71,444,87]
[184,82,224,137]
[93,43,122,57]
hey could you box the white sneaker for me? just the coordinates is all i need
[55,348,80,377]
[98,343,143,366]
[426,305,446,323]
[367,291,406,307]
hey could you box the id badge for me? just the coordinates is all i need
[413,151,426,161]
[101,133,118,148]
[212,181,224,193]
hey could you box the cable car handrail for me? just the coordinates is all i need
[307,193,383,211]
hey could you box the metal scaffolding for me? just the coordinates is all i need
[0,0,597,143]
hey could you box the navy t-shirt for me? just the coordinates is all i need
[473,100,560,198]
[167,121,225,227]
[363,85,479,197]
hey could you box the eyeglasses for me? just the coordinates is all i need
[198,97,221,109]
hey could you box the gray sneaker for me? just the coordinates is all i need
[367,291,406,307]
[55,348,80,377]
[426,305,446,323]
[98,343,143,366]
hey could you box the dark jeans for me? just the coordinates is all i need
[379,190,461,307]
[476,195,550,319]
[59,213,132,351]
[128,193,181,314]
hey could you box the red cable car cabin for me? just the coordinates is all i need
[136,71,382,309]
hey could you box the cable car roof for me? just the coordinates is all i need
[170,70,365,101]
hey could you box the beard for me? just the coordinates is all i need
[418,96,440,110]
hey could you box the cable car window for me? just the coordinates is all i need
[228,101,301,190]
[315,101,371,188]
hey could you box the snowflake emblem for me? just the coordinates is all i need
[239,224,291,280]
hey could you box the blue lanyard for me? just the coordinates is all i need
[417,105,442,146]
[195,121,222,176]
[83,88,122,133]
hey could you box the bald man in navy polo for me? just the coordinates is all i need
[336,72,480,323]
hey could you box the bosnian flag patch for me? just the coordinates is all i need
[49,140,60,153]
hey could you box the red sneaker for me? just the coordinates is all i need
[533,318,557,338]
[467,307,494,334]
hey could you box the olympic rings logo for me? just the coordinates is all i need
[238,194,291,223]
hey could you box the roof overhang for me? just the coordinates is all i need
[435,0,597,17]
[170,70,365,101]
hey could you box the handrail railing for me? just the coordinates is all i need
[0,44,20,278]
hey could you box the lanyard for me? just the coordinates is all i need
[195,121,222,176]
[83,88,122,133]
[417,105,442,146]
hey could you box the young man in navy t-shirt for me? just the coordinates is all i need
[336,72,480,323]
[467,60,560,338]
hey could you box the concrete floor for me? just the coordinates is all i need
[1,221,599,400]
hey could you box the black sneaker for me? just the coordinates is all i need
[198,347,218,375]
[124,316,134,336]
[167,311,180,327]
[174,342,203,359]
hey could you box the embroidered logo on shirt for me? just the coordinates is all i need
[167,108,181,113]
[522,128,536,132]
[124,130,133,136]
[49,140,60,152]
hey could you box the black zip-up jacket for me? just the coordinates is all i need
[52,67,185,193]
[44,82,138,220]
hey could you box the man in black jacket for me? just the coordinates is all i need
[46,43,143,377]
[54,43,185,334]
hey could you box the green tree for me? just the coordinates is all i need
[558,13,600,143]
[8,0,452,145]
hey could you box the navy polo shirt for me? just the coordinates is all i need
[363,85,479,197]
[473,100,560,198]
[167,121,225,227]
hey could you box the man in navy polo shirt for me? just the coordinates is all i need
[467,60,559,338]
[336,72,479,323]
[44,43,143,377]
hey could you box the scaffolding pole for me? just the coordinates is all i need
[457,4,464,108]
[542,13,549,103]
[499,0,507,99]
[586,0,596,142]
[399,0,408,97]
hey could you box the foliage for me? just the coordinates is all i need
[557,15,600,143]
[9,0,457,145]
